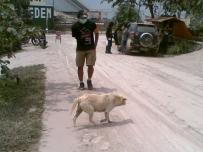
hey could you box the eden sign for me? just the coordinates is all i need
[29,6,53,19]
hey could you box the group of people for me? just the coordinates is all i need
[105,22,130,54]
[71,10,129,90]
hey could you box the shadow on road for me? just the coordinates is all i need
[45,82,118,112]
[93,87,117,93]
[76,119,134,130]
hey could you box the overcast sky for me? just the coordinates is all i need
[78,0,116,18]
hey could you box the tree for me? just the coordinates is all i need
[11,0,31,24]
[189,12,203,34]
[0,0,22,75]
[0,0,37,55]
[102,0,203,18]
[0,1,23,54]
[0,0,38,77]
[101,0,158,18]
[113,4,139,27]
[160,0,203,16]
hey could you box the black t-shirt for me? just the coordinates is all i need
[106,27,113,38]
[71,20,96,51]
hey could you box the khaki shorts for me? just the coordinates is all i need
[76,50,96,67]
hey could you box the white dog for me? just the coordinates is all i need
[71,93,126,127]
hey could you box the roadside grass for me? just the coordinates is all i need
[166,39,202,55]
[0,64,46,152]
[193,34,203,42]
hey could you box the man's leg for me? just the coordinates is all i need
[76,51,85,89]
[87,65,94,80]
[106,40,109,53]
[78,66,84,82]
[87,65,94,90]
[78,66,85,89]
[109,39,112,53]
[106,39,112,53]
[86,50,96,90]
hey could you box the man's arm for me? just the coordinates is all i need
[94,25,99,49]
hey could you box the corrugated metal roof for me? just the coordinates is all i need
[72,0,89,11]
[47,0,89,12]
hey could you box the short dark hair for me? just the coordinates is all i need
[77,10,88,18]
[109,22,114,27]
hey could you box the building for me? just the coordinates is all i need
[29,0,110,31]
[46,0,89,15]
[29,0,90,29]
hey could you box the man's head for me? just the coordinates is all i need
[109,22,114,27]
[77,10,88,24]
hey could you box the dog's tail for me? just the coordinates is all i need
[71,97,80,114]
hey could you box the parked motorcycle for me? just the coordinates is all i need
[21,36,40,46]
[39,30,47,49]
[39,37,47,49]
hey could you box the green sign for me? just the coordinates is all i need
[29,5,54,29]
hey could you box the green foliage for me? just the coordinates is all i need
[161,0,203,16]
[11,0,31,24]
[0,0,42,88]
[0,64,45,152]
[102,0,203,19]
[0,59,10,77]
[113,4,139,27]
[0,0,40,55]
[0,2,24,54]
[167,39,198,55]
[189,12,203,34]
[101,0,158,18]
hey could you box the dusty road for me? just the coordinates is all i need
[9,34,203,152]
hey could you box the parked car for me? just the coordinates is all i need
[122,22,160,55]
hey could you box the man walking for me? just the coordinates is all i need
[71,10,99,90]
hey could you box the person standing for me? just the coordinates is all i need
[105,22,114,54]
[55,31,62,44]
[114,26,122,49]
[119,23,130,54]
[71,10,99,90]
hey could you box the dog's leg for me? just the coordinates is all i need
[106,111,113,123]
[100,112,108,122]
[104,108,113,123]
[80,103,96,125]
[73,106,82,127]
[86,106,96,125]
[88,111,96,125]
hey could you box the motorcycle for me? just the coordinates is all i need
[39,30,47,49]
[39,37,47,49]
[21,36,40,46]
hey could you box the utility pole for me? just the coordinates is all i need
[46,10,48,33]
